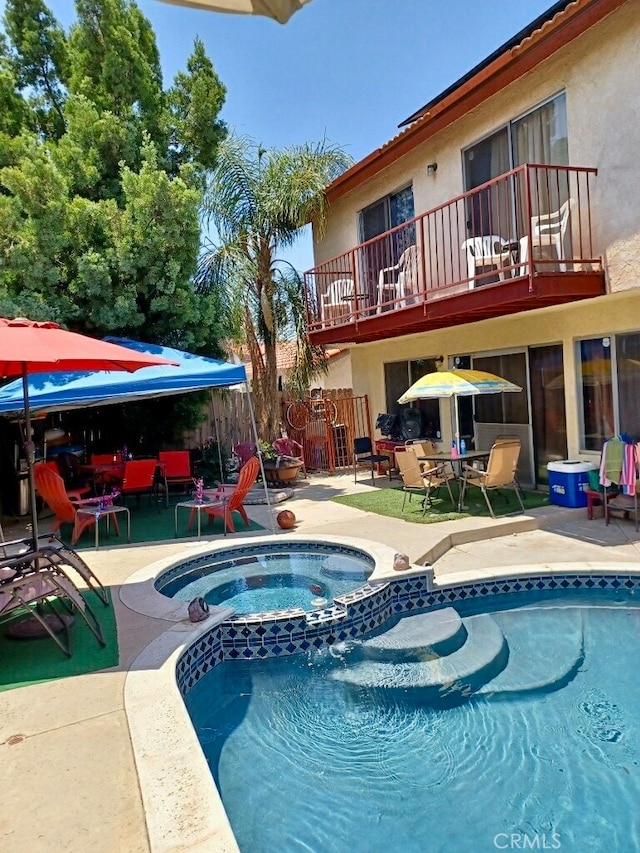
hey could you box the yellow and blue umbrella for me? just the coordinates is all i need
[398,368,522,446]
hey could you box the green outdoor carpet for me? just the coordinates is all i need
[56,495,264,551]
[0,589,118,692]
[332,481,549,523]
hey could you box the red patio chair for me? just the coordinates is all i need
[34,461,91,502]
[158,450,192,496]
[233,442,258,469]
[272,437,306,477]
[201,456,260,534]
[33,465,119,546]
[120,459,158,506]
[91,453,118,465]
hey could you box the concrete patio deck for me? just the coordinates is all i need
[2,471,640,852]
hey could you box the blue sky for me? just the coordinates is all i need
[1,0,555,271]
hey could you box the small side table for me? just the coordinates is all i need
[77,504,131,549]
[175,499,218,540]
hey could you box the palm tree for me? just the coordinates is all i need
[196,135,352,437]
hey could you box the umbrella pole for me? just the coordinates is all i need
[453,394,461,453]
[22,366,39,546]
[244,384,276,534]
[210,390,225,483]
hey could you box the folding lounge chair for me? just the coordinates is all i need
[396,447,455,514]
[0,532,110,607]
[459,439,525,518]
[0,551,106,656]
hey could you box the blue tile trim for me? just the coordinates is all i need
[175,571,640,696]
[156,541,375,594]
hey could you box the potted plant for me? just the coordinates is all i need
[259,439,302,485]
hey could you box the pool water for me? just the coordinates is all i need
[186,591,640,852]
[157,546,372,613]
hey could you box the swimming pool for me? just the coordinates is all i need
[154,541,374,614]
[185,588,640,852]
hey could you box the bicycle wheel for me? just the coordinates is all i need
[326,400,338,426]
[312,399,338,426]
[286,401,310,431]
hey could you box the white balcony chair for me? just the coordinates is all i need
[461,235,513,288]
[519,198,575,274]
[376,245,418,313]
[320,278,355,324]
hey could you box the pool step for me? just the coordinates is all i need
[478,606,584,696]
[331,613,508,705]
[359,607,468,661]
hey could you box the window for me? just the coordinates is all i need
[577,333,640,450]
[463,93,568,240]
[463,93,568,192]
[360,186,415,243]
[384,357,441,440]
[359,186,415,303]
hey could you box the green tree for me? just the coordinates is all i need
[196,136,352,437]
[165,36,226,177]
[0,0,229,444]
[0,0,227,348]
[2,0,68,138]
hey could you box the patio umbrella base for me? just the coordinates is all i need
[6,612,74,639]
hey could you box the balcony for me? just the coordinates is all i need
[305,165,605,346]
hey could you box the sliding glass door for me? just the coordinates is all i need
[463,93,569,276]
[529,344,567,484]
[359,186,415,306]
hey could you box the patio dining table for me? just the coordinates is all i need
[79,461,125,490]
[418,449,491,512]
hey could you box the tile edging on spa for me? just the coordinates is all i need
[176,565,640,696]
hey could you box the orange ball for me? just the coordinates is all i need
[277,509,296,529]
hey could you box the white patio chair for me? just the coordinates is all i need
[461,235,513,288]
[519,198,575,274]
[376,245,418,312]
[320,278,355,323]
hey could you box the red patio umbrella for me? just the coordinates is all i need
[157,0,312,24]
[0,318,178,543]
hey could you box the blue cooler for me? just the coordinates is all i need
[547,460,596,507]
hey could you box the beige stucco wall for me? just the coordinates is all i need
[313,1,640,292]
[313,351,353,391]
[349,288,640,459]
[310,2,640,465]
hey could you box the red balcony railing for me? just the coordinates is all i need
[305,164,601,334]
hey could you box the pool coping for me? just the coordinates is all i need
[123,547,640,853]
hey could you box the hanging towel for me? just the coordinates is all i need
[620,443,637,495]
[600,437,624,486]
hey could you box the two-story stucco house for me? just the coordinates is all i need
[305,0,639,488]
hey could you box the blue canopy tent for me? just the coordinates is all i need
[0,338,247,412]
[0,337,275,532]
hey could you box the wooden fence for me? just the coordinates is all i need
[182,388,376,475]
